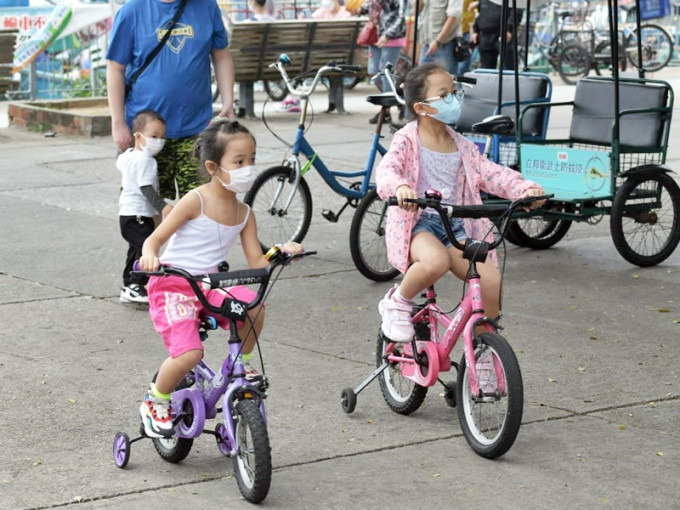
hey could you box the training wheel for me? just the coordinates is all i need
[341,387,357,414]
[113,432,131,468]
[215,423,231,457]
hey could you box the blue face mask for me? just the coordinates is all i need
[423,92,463,125]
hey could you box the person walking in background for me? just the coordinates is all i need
[106,0,236,201]
[456,0,478,75]
[358,0,407,125]
[471,0,517,70]
[117,109,171,305]
[247,0,278,20]
[417,0,464,74]
[312,0,354,18]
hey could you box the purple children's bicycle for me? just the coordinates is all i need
[113,247,315,503]
[341,191,551,459]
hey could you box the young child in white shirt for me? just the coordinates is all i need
[117,109,172,304]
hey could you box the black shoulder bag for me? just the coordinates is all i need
[124,0,188,99]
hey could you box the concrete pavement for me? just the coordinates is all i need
[1,69,679,509]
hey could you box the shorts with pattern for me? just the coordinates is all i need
[148,275,260,358]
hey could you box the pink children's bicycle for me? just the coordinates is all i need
[341,191,551,459]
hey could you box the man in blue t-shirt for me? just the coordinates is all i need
[106,0,236,199]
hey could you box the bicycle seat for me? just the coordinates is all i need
[366,92,401,108]
[556,9,575,19]
[471,115,514,135]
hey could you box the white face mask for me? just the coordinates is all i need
[215,165,259,193]
[321,0,335,10]
[140,133,165,157]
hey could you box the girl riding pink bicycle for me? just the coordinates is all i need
[376,62,545,342]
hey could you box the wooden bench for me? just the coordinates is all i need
[228,18,367,117]
[0,29,18,97]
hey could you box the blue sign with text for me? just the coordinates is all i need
[521,145,612,200]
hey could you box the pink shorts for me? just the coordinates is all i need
[147,275,259,358]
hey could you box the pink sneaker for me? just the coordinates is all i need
[276,96,301,113]
[378,286,414,342]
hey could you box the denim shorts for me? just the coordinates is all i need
[412,212,467,248]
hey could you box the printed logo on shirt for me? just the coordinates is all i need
[157,22,194,54]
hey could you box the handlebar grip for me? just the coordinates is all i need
[387,197,398,206]
[133,260,141,272]
[338,64,361,72]
[455,76,477,85]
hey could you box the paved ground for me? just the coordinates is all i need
[1,69,679,510]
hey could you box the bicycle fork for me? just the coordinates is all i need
[267,157,305,217]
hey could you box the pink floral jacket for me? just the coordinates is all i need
[376,121,541,273]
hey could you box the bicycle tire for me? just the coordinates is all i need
[610,173,680,266]
[507,201,574,249]
[556,43,592,85]
[456,332,523,459]
[376,330,428,415]
[263,79,288,101]
[232,399,272,504]
[151,394,195,463]
[243,165,313,250]
[349,189,400,282]
[626,23,673,73]
[593,40,629,75]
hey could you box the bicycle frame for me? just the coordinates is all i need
[287,124,388,201]
[388,275,499,397]
[173,328,266,447]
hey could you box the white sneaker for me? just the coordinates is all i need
[378,286,414,342]
[139,393,174,438]
[120,284,149,304]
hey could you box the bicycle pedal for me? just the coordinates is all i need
[321,209,338,222]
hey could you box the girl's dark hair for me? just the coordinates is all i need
[403,62,447,119]
[193,120,256,180]
[252,0,266,7]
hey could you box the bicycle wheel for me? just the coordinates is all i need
[263,79,288,101]
[506,202,574,249]
[151,397,194,463]
[610,173,680,266]
[556,43,591,85]
[593,38,629,76]
[456,332,523,459]
[626,24,673,73]
[232,399,272,504]
[349,189,400,282]
[376,331,428,415]
[243,165,313,249]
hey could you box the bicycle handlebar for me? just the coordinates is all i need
[132,250,317,318]
[387,193,554,252]
[269,53,359,99]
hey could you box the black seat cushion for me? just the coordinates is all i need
[457,71,550,137]
[569,78,667,148]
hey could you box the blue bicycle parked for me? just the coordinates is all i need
[244,54,401,281]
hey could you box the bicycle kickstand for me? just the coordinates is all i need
[340,361,389,413]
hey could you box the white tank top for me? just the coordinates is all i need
[161,190,250,275]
